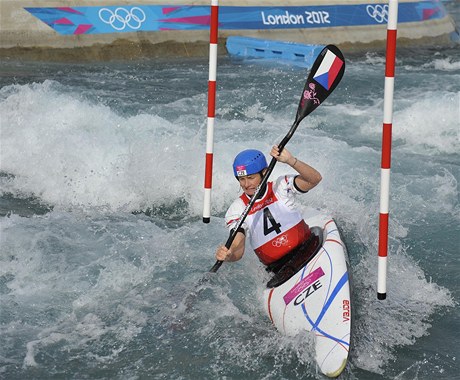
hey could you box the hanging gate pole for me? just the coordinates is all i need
[378,0,398,300]
[203,0,219,224]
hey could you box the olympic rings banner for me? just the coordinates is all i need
[26,2,446,35]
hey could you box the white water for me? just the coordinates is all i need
[1,49,458,379]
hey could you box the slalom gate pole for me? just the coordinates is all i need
[203,0,219,224]
[377,0,398,300]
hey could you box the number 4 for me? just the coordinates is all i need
[263,208,282,236]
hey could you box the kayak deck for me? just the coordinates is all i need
[264,215,351,377]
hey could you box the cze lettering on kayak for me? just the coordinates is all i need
[342,299,350,322]
[293,280,322,305]
[261,11,330,26]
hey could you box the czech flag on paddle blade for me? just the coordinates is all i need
[313,50,343,90]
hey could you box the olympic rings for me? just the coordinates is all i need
[99,7,146,31]
[272,235,289,248]
[366,4,389,24]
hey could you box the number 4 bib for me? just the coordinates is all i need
[241,182,310,265]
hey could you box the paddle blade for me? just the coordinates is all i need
[296,45,345,123]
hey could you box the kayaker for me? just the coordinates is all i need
[215,146,322,284]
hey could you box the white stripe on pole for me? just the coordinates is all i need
[387,3,398,30]
[209,44,218,80]
[380,169,391,214]
[377,256,388,293]
[383,77,395,123]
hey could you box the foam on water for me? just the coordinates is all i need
[0,206,455,378]
[0,209,317,378]
[1,211,204,372]
[423,56,460,71]
[0,81,206,213]
[355,91,459,155]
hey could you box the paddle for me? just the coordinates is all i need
[209,44,345,273]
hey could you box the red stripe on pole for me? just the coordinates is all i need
[378,213,389,257]
[381,123,393,169]
[208,81,216,117]
[210,6,219,43]
[204,153,213,188]
[385,29,397,77]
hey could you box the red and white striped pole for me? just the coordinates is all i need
[203,0,219,223]
[378,0,398,300]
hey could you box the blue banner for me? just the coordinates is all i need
[25,2,446,35]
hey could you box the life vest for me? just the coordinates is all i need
[239,181,311,265]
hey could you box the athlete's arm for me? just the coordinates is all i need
[270,145,322,192]
[215,231,246,262]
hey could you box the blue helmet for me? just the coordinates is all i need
[233,149,268,177]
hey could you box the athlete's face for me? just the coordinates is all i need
[238,172,263,196]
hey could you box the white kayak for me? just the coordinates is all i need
[263,209,352,378]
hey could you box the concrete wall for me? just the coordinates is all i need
[0,0,456,61]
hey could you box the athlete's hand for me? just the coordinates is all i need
[270,145,293,164]
[215,245,232,261]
